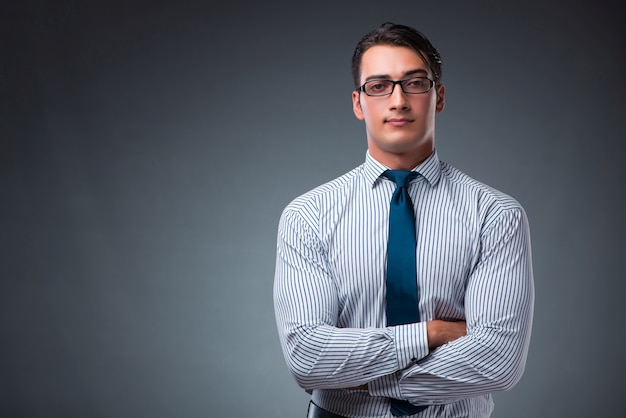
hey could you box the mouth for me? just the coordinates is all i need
[385,117,414,127]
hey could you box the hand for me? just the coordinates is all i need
[426,319,466,350]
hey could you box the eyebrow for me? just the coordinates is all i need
[364,68,429,82]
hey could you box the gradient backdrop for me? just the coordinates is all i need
[2,1,625,417]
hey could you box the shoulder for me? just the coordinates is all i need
[277,165,364,240]
[281,164,364,217]
[441,161,521,206]
[439,161,526,229]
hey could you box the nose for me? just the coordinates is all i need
[388,84,410,111]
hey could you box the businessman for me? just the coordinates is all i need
[274,22,534,417]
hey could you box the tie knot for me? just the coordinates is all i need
[383,170,418,188]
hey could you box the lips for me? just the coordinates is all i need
[386,117,414,127]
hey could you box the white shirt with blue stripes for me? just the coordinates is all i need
[274,150,534,417]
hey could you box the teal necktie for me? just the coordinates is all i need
[383,170,427,416]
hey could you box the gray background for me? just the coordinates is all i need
[1,1,624,417]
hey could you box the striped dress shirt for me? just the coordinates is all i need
[274,150,534,417]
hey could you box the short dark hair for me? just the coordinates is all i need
[351,22,443,89]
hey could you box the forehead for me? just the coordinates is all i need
[359,45,429,82]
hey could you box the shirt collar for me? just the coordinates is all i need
[363,150,442,188]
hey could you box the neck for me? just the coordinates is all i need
[369,145,434,170]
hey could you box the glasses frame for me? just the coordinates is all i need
[357,76,435,97]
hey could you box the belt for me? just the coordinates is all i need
[307,402,348,418]
[307,400,428,417]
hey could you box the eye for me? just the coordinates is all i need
[406,78,427,88]
[369,81,388,91]
[403,77,432,93]
[364,80,392,95]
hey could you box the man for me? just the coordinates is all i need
[273,22,534,418]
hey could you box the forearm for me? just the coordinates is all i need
[275,319,428,390]
[369,310,533,404]
[349,319,467,392]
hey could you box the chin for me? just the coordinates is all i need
[369,131,432,153]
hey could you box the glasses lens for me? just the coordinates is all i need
[364,80,393,96]
[401,77,432,94]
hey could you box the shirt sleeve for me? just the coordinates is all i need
[273,206,430,391]
[369,207,534,405]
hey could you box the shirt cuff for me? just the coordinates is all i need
[393,322,429,369]
[368,322,428,399]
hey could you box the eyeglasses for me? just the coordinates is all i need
[357,76,435,96]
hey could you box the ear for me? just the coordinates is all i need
[435,84,445,113]
[352,90,365,120]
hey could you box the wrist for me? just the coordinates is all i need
[426,320,441,349]
[426,319,467,350]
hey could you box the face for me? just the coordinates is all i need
[352,45,445,169]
